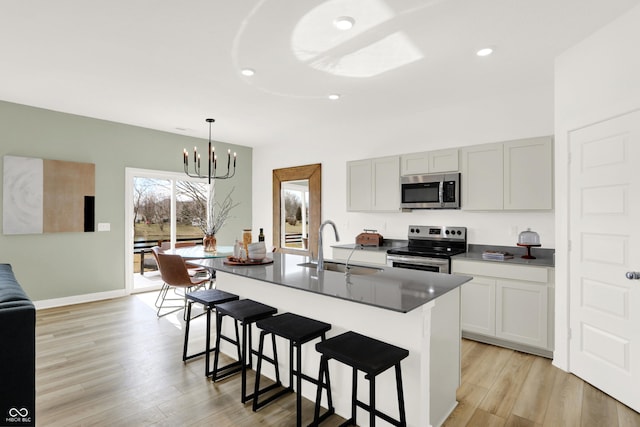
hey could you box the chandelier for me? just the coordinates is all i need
[182,118,236,184]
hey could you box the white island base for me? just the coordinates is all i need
[214,271,461,427]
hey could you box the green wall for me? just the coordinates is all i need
[0,101,252,302]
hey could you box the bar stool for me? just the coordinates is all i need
[313,331,409,427]
[253,313,334,427]
[183,289,239,376]
[211,299,278,403]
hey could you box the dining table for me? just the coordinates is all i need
[168,245,234,260]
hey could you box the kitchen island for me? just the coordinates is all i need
[191,253,471,427]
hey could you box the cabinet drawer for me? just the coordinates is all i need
[452,259,548,283]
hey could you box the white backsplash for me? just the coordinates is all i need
[343,210,555,248]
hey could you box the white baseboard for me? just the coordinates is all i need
[34,289,128,310]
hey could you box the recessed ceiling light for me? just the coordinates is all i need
[241,68,255,76]
[328,93,341,100]
[476,48,494,57]
[333,16,355,30]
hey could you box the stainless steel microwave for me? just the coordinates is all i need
[400,172,461,209]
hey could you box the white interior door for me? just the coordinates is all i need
[569,110,640,412]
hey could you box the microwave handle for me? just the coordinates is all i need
[439,181,444,206]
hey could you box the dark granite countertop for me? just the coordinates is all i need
[454,244,555,267]
[191,252,471,313]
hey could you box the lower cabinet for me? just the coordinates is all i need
[453,259,554,357]
[460,276,496,336]
[495,279,548,349]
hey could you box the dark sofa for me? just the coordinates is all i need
[0,264,35,426]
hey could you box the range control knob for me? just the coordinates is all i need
[457,230,462,235]
[445,230,450,235]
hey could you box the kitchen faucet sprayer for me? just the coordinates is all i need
[317,220,339,271]
[345,244,363,281]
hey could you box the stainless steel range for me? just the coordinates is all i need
[386,225,467,274]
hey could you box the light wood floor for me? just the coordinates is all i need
[35,294,640,426]
[443,339,640,427]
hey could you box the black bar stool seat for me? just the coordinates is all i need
[253,313,334,426]
[183,289,239,376]
[313,331,409,427]
[211,299,278,403]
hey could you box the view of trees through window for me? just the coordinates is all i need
[282,180,309,249]
[133,177,208,273]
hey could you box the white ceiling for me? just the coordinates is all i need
[1,0,637,148]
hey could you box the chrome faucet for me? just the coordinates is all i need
[317,220,340,271]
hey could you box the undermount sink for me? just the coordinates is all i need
[298,261,383,275]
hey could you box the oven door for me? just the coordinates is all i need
[386,254,450,274]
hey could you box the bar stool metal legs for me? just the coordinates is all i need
[182,289,239,376]
[210,299,278,404]
[252,329,287,407]
[313,331,409,427]
[312,355,334,426]
[253,312,334,427]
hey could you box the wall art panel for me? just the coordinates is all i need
[2,155,95,234]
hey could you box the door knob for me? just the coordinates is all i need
[626,271,640,280]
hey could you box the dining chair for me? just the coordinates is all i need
[154,251,210,319]
[175,241,210,271]
[154,243,210,280]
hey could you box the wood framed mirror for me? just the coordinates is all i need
[272,163,321,257]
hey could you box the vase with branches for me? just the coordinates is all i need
[200,184,239,252]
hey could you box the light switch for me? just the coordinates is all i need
[97,222,111,232]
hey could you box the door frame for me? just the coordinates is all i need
[124,167,206,294]
[556,107,640,372]
[563,109,640,410]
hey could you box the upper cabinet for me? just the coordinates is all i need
[347,137,552,212]
[461,136,553,211]
[400,148,459,175]
[460,143,504,210]
[347,156,400,212]
[503,138,553,210]
[346,159,372,211]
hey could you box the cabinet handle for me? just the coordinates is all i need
[625,271,640,280]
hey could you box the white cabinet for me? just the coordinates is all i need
[332,247,387,266]
[460,276,496,336]
[347,156,400,212]
[503,137,553,210]
[453,258,554,355]
[496,279,548,348]
[461,136,553,210]
[400,148,459,175]
[346,159,372,211]
[460,143,504,210]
